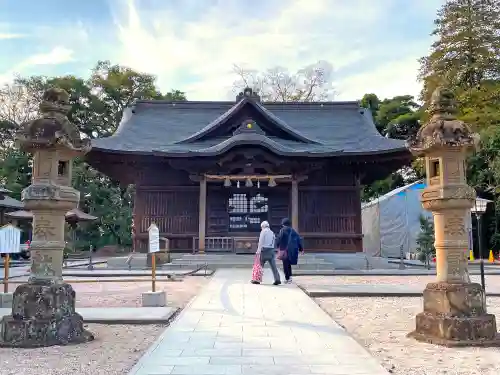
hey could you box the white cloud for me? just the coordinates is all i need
[1,0,442,102]
[336,57,422,101]
[0,46,74,85]
[0,33,23,40]
[20,46,74,67]
[110,0,419,100]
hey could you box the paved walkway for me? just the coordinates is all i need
[129,269,388,375]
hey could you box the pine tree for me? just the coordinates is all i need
[419,0,500,102]
[416,215,436,269]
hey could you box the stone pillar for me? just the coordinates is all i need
[406,86,499,347]
[291,179,299,230]
[0,88,94,347]
[198,176,207,253]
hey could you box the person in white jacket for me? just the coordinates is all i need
[252,221,281,285]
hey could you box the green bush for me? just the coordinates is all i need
[416,215,435,269]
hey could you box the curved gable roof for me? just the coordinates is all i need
[177,98,317,144]
[90,99,409,158]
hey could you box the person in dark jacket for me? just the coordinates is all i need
[276,218,303,283]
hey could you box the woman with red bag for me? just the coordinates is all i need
[276,218,304,284]
[251,221,281,285]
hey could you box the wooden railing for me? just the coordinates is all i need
[193,237,234,252]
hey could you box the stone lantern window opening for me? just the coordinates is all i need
[429,159,440,177]
[427,157,442,187]
[58,160,68,177]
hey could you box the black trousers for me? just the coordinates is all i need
[282,258,292,280]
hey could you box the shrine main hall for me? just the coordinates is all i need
[87,88,410,254]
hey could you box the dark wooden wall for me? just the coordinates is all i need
[134,165,199,251]
[207,186,228,235]
[132,160,362,253]
[299,165,362,252]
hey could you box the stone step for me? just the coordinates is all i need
[172,256,329,262]
[169,262,331,267]
[175,255,328,262]
[161,262,334,270]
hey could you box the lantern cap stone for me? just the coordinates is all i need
[406,86,479,155]
[16,87,91,154]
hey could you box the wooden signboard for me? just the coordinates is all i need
[0,224,21,254]
[148,223,160,292]
[0,224,21,293]
[148,223,160,253]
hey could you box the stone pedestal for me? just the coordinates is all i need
[0,282,94,347]
[142,291,167,307]
[408,282,500,346]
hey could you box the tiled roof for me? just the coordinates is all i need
[0,195,23,209]
[91,99,408,157]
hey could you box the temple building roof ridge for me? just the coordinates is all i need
[90,95,409,158]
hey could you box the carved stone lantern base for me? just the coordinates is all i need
[408,282,500,347]
[0,282,94,347]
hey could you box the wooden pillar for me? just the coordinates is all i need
[198,176,207,253]
[291,179,299,230]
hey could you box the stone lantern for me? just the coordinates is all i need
[0,88,94,347]
[406,86,499,346]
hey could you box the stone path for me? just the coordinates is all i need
[129,269,388,375]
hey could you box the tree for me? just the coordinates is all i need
[0,83,40,149]
[232,61,334,101]
[416,0,500,254]
[0,81,40,197]
[163,89,187,101]
[377,96,422,140]
[416,215,436,269]
[458,80,500,129]
[360,93,380,124]
[467,124,500,249]
[419,0,500,102]
[0,148,31,199]
[0,61,187,250]
[361,93,422,138]
[359,94,423,202]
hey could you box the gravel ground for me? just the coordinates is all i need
[317,294,500,375]
[0,324,165,375]
[0,276,210,375]
[296,274,500,291]
[5,276,209,307]
[73,276,209,307]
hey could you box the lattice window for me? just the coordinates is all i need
[228,192,269,232]
[228,193,247,213]
[250,194,268,213]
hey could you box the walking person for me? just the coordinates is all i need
[276,218,304,284]
[251,221,281,285]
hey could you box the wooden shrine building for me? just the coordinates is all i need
[87,88,411,253]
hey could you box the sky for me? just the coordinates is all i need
[0,0,445,101]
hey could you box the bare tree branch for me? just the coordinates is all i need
[0,82,41,150]
[0,83,39,126]
[232,61,335,102]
